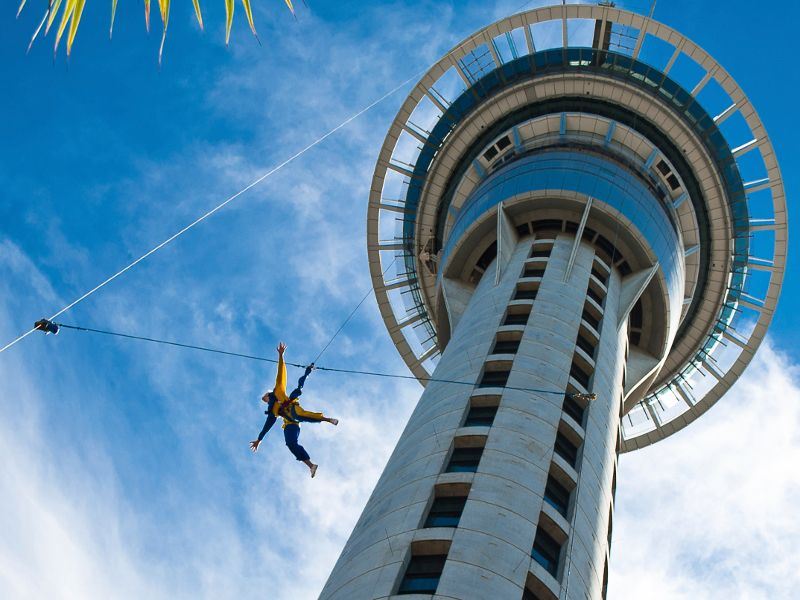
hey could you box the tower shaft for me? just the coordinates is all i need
[322,234,625,599]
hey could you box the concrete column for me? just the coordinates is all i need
[321,234,624,600]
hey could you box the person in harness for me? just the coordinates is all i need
[249,342,338,478]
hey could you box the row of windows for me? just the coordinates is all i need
[400,239,607,598]
[527,253,607,594]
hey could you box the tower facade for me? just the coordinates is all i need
[322,4,786,599]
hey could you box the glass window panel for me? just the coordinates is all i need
[531,20,564,50]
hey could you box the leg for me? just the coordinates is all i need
[284,425,318,477]
[293,404,338,426]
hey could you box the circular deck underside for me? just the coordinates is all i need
[367,4,786,450]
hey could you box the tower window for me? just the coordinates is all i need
[514,287,538,300]
[464,404,498,427]
[424,495,468,528]
[554,431,579,468]
[591,265,608,286]
[504,311,530,326]
[543,473,572,518]
[479,369,509,388]
[581,308,601,331]
[575,333,596,359]
[569,361,591,389]
[397,554,447,595]
[523,267,546,278]
[446,447,483,473]
[492,338,520,354]
[531,527,562,578]
[530,246,552,258]
[562,394,586,427]
[586,285,604,306]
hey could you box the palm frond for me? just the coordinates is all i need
[17,0,298,59]
[241,0,258,41]
[110,0,117,38]
[53,0,76,56]
[224,0,234,45]
[45,0,63,34]
[191,0,203,30]
[66,0,86,55]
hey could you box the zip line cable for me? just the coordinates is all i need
[0,0,546,357]
[312,257,396,364]
[0,71,424,356]
[51,322,582,398]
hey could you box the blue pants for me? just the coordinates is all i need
[284,424,311,461]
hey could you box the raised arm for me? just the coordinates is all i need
[289,364,315,400]
[273,342,289,402]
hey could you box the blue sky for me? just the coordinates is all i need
[1,1,798,598]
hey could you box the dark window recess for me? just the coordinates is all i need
[504,312,530,326]
[522,587,544,600]
[496,135,512,150]
[591,266,608,286]
[581,309,601,331]
[602,560,609,600]
[531,528,562,578]
[464,405,498,427]
[666,173,681,190]
[446,447,483,473]
[514,288,538,300]
[594,234,616,264]
[581,226,597,242]
[564,221,579,234]
[629,331,642,346]
[397,554,447,595]
[532,219,562,233]
[575,333,596,358]
[544,474,572,518]
[586,285,604,306]
[570,361,591,389]
[483,146,499,162]
[479,370,510,388]
[493,339,520,354]
[424,496,468,528]
[630,299,643,329]
[656,159,671,176]
[562,394,586,426]
[516,223,532,237]
[607,509,613,548]
[530,247,552,258]
[524,267,546,278]
[617,260,632,276]
[476,241,498,271]
[554,431,579,468]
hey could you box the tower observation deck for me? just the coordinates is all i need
[322,4,787,599]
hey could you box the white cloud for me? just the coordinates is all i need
[609,343,800,600]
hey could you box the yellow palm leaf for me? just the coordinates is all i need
[241,0,258,38]
[110,0,118,38]
[191,0,204,30]
[17,0,29,18]
[53,0,76,55]
[66,0,86,55]
[284,0,295,16]
[144,0,151,33]
[46,0,63,34]
[157,0,170,64]
[224,0,234,45]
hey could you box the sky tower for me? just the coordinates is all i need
[322,4,786,599]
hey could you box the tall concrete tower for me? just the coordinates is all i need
[322,4,786,599]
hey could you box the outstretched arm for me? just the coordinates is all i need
[289,363,315,400]
[250,412,277,452]
[273,342,289,402]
